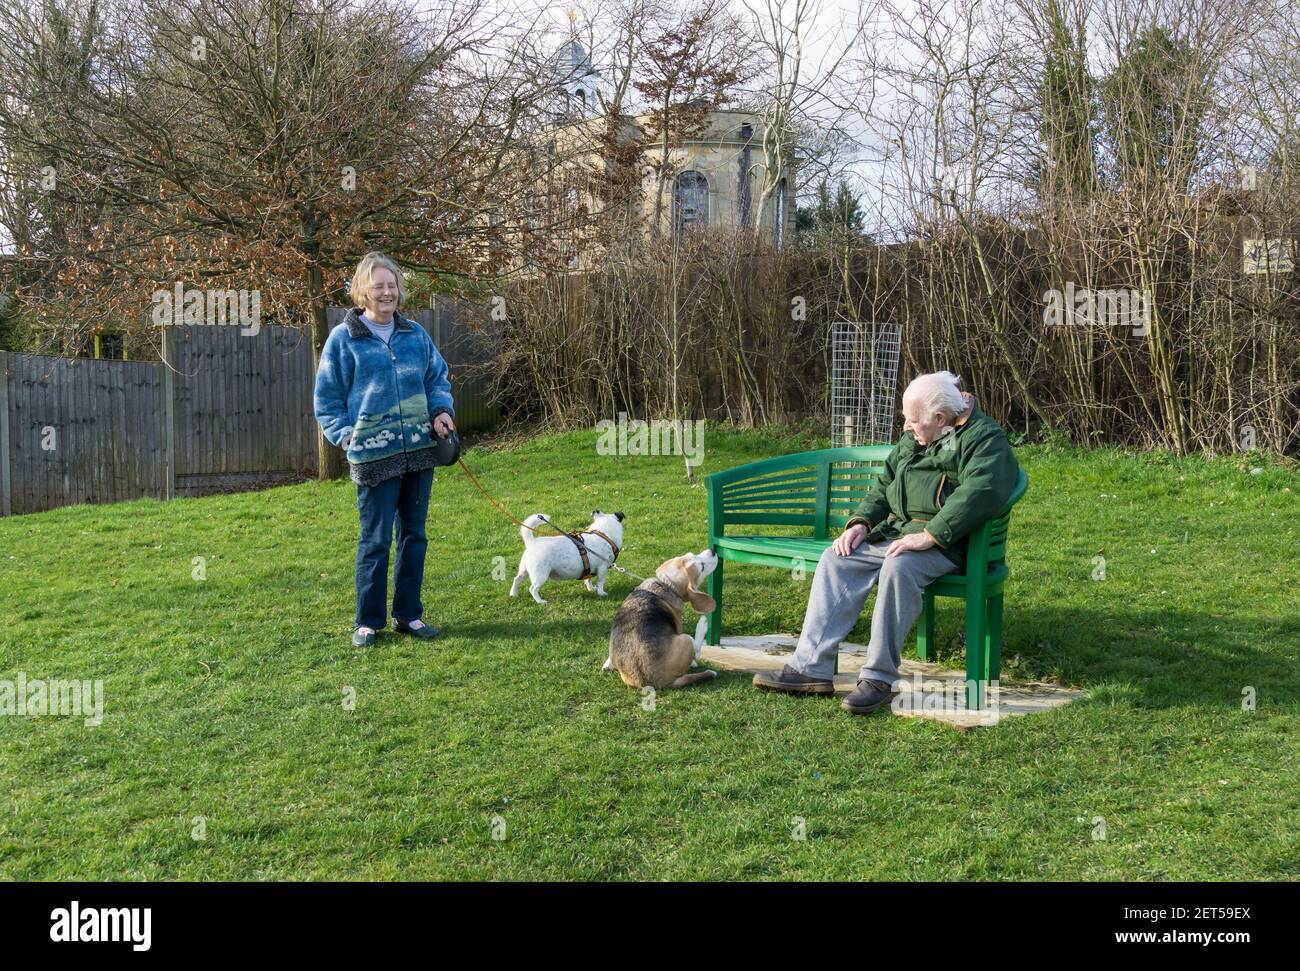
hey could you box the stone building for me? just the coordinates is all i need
[519,38,797,271]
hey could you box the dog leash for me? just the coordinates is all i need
[455,457,649,582]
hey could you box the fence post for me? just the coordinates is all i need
[160,327,176,500]
[0,351,10,516]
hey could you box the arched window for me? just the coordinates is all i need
[674,171,709,235]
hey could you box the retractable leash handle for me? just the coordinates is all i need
[429,428,461,466]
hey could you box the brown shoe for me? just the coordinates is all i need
[841,679,899,715]
[752,664,836,696]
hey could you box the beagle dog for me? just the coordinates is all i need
[603,549,719,689]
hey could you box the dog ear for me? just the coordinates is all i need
[614,511,625,522]
[682,557,716,613]
[685,585,716,614]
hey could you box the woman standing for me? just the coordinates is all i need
[314,252,457,647]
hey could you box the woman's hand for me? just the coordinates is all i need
[433,413,456,439]
[832,523,867,556]
[886,530,937,557]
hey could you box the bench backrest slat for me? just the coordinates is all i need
[723,469,821,496]
[725,498,819,513]
[724,512,820,527]
[726,483,819,502]
[712,446,889,542]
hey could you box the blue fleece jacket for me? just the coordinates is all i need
[313,307,455,485]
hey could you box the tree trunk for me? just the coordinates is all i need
[309,260,345,480]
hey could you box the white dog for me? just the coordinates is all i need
[509,510,626,604]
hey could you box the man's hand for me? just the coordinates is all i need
[832,523,867,556]
[886,530,937,557]
[433,413,456,439]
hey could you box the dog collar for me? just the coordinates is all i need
[647,576,683,609]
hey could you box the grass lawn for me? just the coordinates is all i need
[1,424,1297,880]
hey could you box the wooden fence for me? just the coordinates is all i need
[165,323,318,497]
[0,353,167,515]
[427,298,502,433]
[0,302,498,516]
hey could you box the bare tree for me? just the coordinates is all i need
[741,0,866,225]
[0,0,559,477]
[633,0,754,236]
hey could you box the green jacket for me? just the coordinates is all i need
[845,404,1020,570]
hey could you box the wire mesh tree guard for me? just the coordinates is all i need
[830,320,902,446]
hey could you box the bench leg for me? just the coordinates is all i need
[705,555,723,646]
[964,594,986,710]
[916,590,935,661]
[984,593,1003,684]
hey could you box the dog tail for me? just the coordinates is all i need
[521,514,550,547]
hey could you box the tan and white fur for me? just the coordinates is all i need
[509,510,625,604]
[603,549,719,689]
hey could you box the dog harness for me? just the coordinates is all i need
[566,529,621,579]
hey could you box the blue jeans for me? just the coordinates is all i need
[355,468,434,630]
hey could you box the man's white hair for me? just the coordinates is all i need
[903,371,967,419]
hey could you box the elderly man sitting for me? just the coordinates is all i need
[753,371,1020,715]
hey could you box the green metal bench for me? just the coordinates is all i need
[703,445,1028,709]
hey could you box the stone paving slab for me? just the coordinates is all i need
[702,634,1086,729]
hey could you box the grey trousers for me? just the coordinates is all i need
[789,538,959,686]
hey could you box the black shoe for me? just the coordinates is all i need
[752,664,836,695]
[393,618,440,639]
[352,628,376,648]
[841,678,899,715]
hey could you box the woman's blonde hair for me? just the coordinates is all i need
[350,251,406,310]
